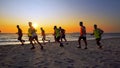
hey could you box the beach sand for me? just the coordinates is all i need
[0,38,120,68]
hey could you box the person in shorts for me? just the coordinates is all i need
[78,22,88,49]
[59,27,67,42]
[16,25,25,45]
[54,26,64,47]
[28,22,43,50]
[40,27,50,44]
[91,24,104,49]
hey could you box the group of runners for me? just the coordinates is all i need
[16,21,104,50]
[78,22,104,49]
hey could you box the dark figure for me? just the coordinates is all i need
[53,26,57,42]
[59,27,67,42]
[16,25,25,45]
[28,22,43,50]
[91,24,104,49]
[40,27,50,44]
[78,22,88,49]
[54,26,64,47]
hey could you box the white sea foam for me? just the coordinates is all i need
[0,33,120,45]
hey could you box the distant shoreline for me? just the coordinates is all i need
[0,33,120,45]
[0,37,120,46]
[0,32,120,34]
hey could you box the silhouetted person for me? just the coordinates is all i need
[54,26,64,47]
[16,25,25,45]
[28,22,43,50]
[40,27,50,44]
[91,24,104,49]
[59,27,68,43]
[53,26,57,42]
[78,22,88,49]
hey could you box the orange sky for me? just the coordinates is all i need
[0,17,118,33]
[0,0,120,33]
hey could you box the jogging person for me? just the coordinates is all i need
[53,26,57,42]
[16,25,25,45]
[54,26,64,47]
[91,24,104,49]
[40,27,50,44]
[78,22,88,49]
[59,27,67,42]
[28,22,43,50]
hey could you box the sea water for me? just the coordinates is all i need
[0,33,120,45]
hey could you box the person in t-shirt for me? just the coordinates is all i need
[91,24,104,49]
[59,27,67,42]
[40,27,50,44]
[54,26,64,47]
[16,25,25,45]
[28,22,43,50]
[78,22,88,49]
[53,26,57,42]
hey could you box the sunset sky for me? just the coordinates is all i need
[0,0,120,33]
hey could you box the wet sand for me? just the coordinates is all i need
[0,38,120,68]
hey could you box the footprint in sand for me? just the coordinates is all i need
[58,52,64,55]
[38,65,48,68]
[64,58,75,63]
[34,61,45,65]
[92,65,100,68]
[12,57,16,60]
[54,60,63,64]
[34,61,50,66]
[67,64,74,68]
[36,61,49,68]
[1,62,5,66]
[21,53,25,56]
[24,60,29,62]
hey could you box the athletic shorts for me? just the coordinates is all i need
[79,36,86,40]
[61,35,65,38]
[96,38,101,41]
[56,36,60,42]
[18,36,22,41]
[29,36,38,41]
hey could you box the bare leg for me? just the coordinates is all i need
[61,37,63,42]
[63,37,68,45]
[36,39,43,50]
[54,36,57,42]
[42,38,45,44]
[59,41,64,47]
[64,38,67,42]
[78,37,81,48]
[20,39,24,45]
[96,39,102,49]
[83,40,87,49]
[30,40,35,49]
[56,37,64,47]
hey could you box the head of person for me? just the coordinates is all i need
[40,27,43,30]
[28,22,32,27]
[59,27,62,29]
[94,24,97,29]
[54,26,57,30]
[17,25,19,28]
[79,22,83,26]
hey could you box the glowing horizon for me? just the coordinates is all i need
[0,0,120,33]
